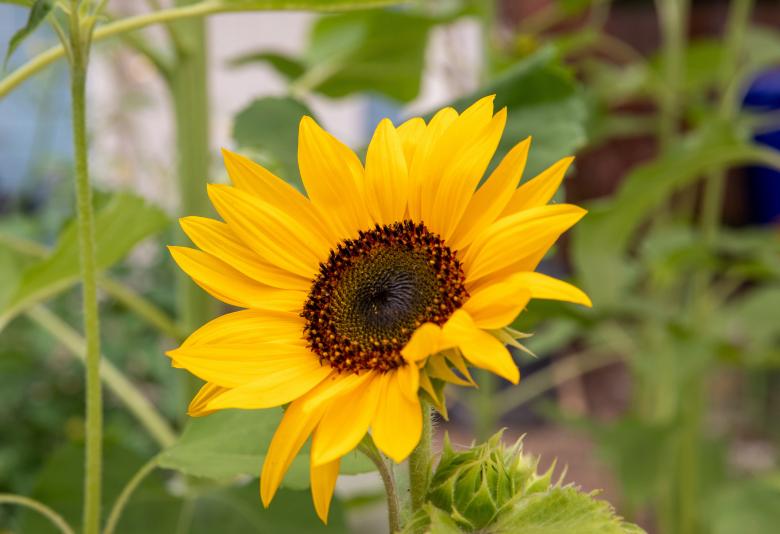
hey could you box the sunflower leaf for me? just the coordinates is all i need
[158,409,375,488]
[0,193,169,331]
[3,0,52,70]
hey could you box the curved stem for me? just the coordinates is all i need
[26,305,177,448]
[0,494,75,534]
[0,0,401,99]
[103,457,159,534]
[408,401,432,516]
[357,441,401,534]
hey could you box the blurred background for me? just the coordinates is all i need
[1,0,779,533]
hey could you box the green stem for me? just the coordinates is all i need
[67,3,103,531]
[0,0,401,99]
[26,305,177,448]
[408,401,432,517]
[358,441,401,534]
[169,0,216,402]
[655,0,689,150]
[103,457,159,534]
[0,494,75,534]
[474,370,498,442]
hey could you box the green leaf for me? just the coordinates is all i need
[303,10,434,102]
[710,476,780,534]
[3,0,52,70]
[0,193,169,330]
[216,0,406,8]
[17,441,349,533]
[715,285,780,366]
[232,96,313,191]
[447,46,588,177]
[158,409,374,489]
[571,122,764,307]
[228,51,306,80]
[492,486,645,534]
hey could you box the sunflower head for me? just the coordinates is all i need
[167,95,590,523]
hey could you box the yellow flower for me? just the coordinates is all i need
[167,96,590,523]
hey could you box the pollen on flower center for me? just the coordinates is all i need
[302,221,468,374]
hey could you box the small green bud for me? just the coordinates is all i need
[427,431,549,531]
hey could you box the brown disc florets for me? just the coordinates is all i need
[302,221,468,374]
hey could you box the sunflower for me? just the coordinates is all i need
[167,95,591,523]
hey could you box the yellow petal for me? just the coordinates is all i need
[167,344,320,388]
[221,148,339,244]
[168,246,306,310]
[180,216,310,290]
[310,457,340,524]
[400,323,455,363]
[311,374,382,465]
[299,371,374,414]
[426,107,507,240]
[372,371,422,462]
[365,118,409,225]
[448,137,531,250]
[463,204,587,283]
[261,396,326,507]
[395,361,420,403]
[418,97,496,229]
[298,116,372,238]
[182,309,304,348]
[208,184,329,279]
[442,310,519,384]
[396,117,426,165]
[427,354,472,386]
[463,276,532,329]
[510,271,592,307]
[407,107,458,221]
[206,364,331,410]
[187,382,228,417]
[501,156,574,215]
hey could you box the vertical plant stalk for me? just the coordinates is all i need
[66,3,102,533]
[680,2,754,531]
[169,1,215,399]
[408,401,433,516]
[655,0,689,151]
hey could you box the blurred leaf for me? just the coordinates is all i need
[229,50,305,79]
[3,0,51,69]
[214,0,406,8]
[232,96,313,190]
[448,46,588,177]
[571,122,763,307]
[17,441,349,533]
[710,476,780,534]
[0,193,169,330]
[304,10,434,101]
[239,9,437,102]
[158,409,374,489]
[716,285,780,367]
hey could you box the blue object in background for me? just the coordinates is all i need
[743,69,780,225]
[0,6,71,196]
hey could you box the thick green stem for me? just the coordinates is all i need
[408,401,432,517]
[103,457,159,534]
[169,0,216,401]
[0,494,75,534]
[358,442,401,534]
[67,4,102,531]
[26,305,177,448]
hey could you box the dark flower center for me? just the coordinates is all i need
[302,221,468,374]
